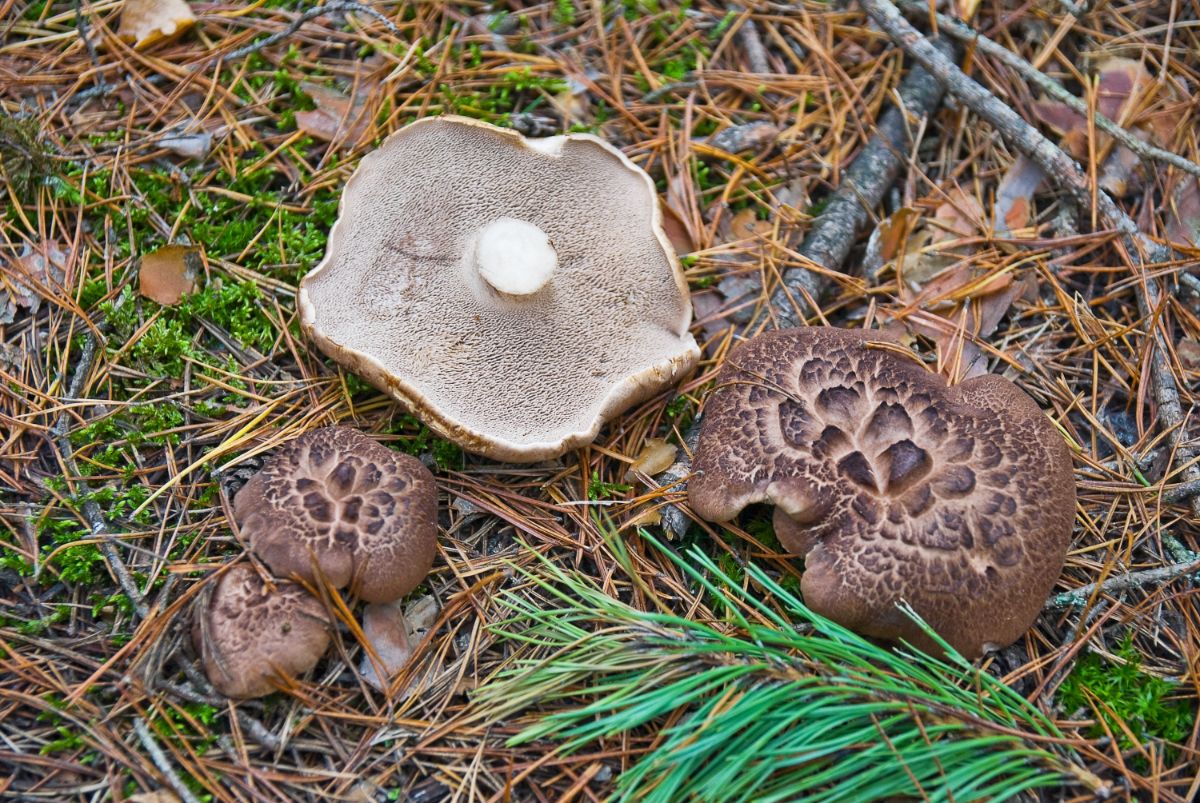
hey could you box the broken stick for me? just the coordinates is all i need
[859,0,1200,522]
[658,37,957,537]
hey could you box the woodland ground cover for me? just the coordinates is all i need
[1,1,1198,800]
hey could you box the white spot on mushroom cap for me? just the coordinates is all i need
[299,116,699,462]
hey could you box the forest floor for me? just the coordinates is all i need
[2,1,1199,801]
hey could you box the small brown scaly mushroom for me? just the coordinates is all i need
[298,116,699,462]
[192,565,331,699]
[688,327,1076,658]
[233,426,438,689]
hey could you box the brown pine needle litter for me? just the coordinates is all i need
[2,1,1199,800]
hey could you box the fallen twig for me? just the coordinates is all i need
[736,11,771,75]
[48,317,280,751]
[49,327,148,618]
[859,0,1200,521]
[1045,559,1200,610]
[1163,478,1200,505]
[769,38,955,327]
[214,1,403,64]
[894,0,1200,179]
[133,717,204,803]
[658,37,956,537]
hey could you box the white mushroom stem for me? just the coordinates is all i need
[359,600,413,692]
[475,217,557,296]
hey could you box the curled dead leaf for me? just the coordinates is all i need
[993,155,1045,236]
[1166,178,1200,248]
[1,241,68,324]
[625,439,678,482]
[659,202,697,256]
[296,83,375,144]
[117,0,197,50]
[931,188,984,245]
[139,245,202,306]
[157,130,212,160]
[1177,338,1200,373]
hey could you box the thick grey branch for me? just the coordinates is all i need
[858,0,1200,522]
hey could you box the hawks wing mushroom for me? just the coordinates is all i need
[688,327,1075,658]
[233,426,438,689]
[193,565,331,699]
[298,116,700,462]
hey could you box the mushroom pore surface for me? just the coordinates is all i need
[299,116,699,462]
[193,565,331,699]
[688,327,1075,657]
[234,427,437,603]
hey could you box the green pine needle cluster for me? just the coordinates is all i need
[474,534,1089,802]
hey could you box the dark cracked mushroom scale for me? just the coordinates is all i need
[688,327,1076,658]
[233,426,439,690]
[233,426,437,604]
[193,564,332,699]
[298,115,699,463]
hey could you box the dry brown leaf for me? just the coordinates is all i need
[895,228,958,292]
[1033,58,1152,161]
[625,439,678,482]
[1178,338,1200,373]
[659,202,697,255]
[1166,178,1200,248]
[626,507,662,528]
[296,83,375,144]
[728,207,774,240]
[1,241,68,324]
[117,0,197,50]
[993,155,1045,236]
[1094,58,1152,122]
[903,275,1026,381]
[139,245,201,305]
[931,188,984,245]
[863,207,918,278]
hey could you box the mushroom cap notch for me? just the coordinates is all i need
[299,115,700,462]
[192,565,331,699]
[688,327,1075,658]
[234,426,438,603]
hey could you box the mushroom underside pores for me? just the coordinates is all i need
[298,115,700,463]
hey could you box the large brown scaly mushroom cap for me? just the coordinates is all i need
[192,565,331,699]
[234,427,437,604]
[688,327,1076,658]
[298,116,700,463]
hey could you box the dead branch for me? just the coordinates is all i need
[132,717,204,803]
[858,0,1200,522]
[658,37,956,537]
[770,38,955,328]
[1045,558,1200,610]
[894,0,1200,179]
[215,2,403,64]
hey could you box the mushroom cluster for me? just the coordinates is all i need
[193,427,438,697]
[688,327,1075,657]
[299,116,700,463]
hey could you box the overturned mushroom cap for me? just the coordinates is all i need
[192,565,331,699]
[298,116,700,462]
[234,427,438,603]
[689,327,1075,657]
